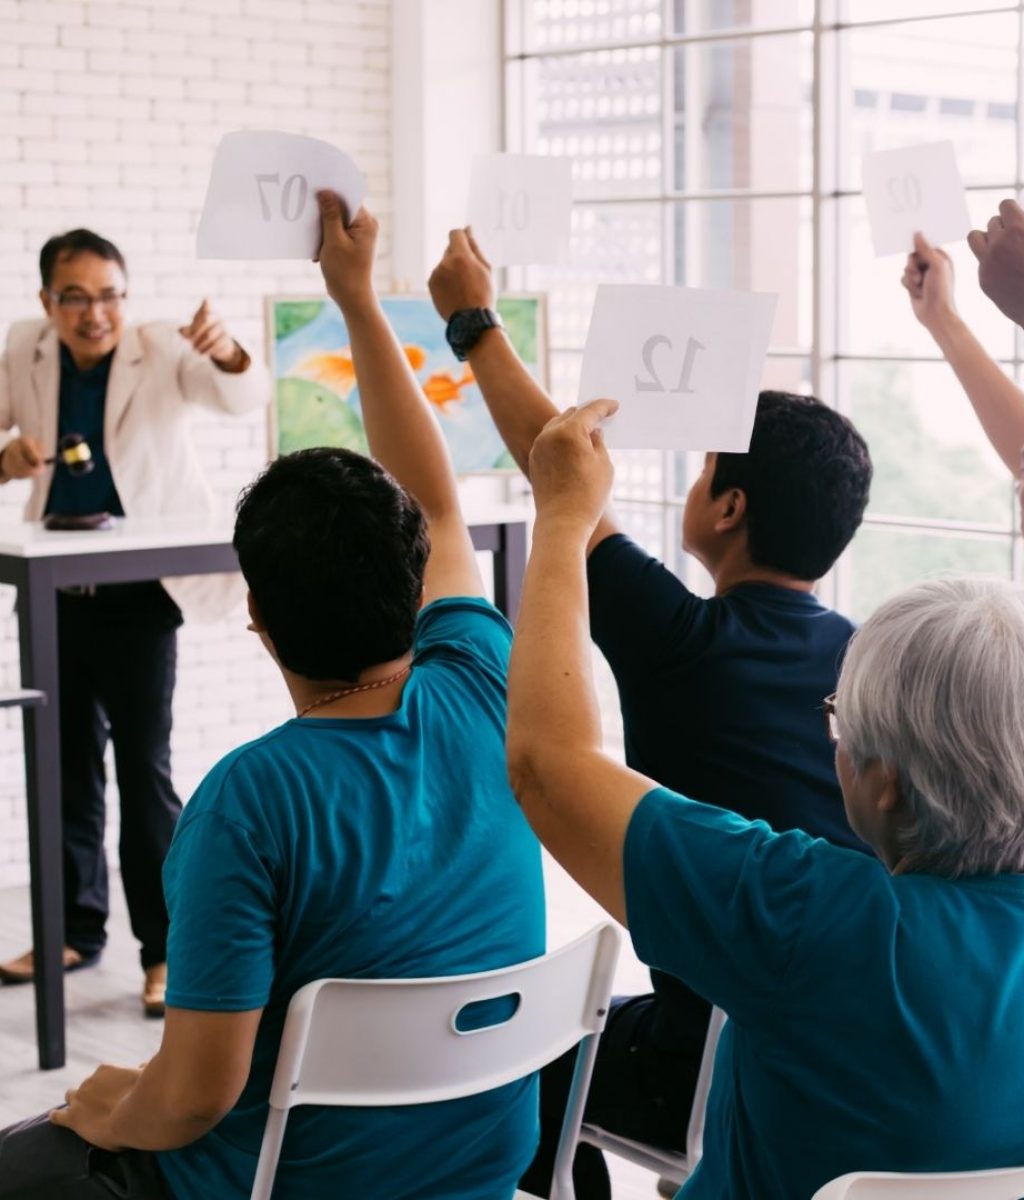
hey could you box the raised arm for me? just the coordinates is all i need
[316,193,483,602]
[903,232,1024,474]
[428,228,620,554]
[506,399,653,926]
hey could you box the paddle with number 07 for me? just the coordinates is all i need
[196,131,367,260]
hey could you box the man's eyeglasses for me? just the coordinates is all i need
[49,290,127,313]
[823,693,839,744]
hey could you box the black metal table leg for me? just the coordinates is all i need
[17,559,65,1069]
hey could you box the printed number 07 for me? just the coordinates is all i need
[635,334,706,395]
[255,172,309,222]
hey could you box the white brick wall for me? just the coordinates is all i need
[0,0,394,887]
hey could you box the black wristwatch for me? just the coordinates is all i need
[445,307,504,362]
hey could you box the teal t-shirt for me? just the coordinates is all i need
[625,787,1024,1200]
[156,598,546,1200]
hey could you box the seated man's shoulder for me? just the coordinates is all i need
[185,725,297,817]
[415,595,512,666]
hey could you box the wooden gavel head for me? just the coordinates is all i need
[57,433,94,476]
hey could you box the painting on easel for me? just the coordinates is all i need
[266,294,547,475]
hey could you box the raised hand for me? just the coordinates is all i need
[315,192,378,313]
[901,232,956,331]
[428,228,496,321]
[529,399,619,533]
[968,199,1024,327]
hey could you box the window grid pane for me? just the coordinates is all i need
[507,0,1024,606]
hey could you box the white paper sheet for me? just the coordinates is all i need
[861,141,970,257]
[467,154,573,266]
[196,130,366,260]
[578,284,778,452]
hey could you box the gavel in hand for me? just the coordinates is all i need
[45,433,94,476]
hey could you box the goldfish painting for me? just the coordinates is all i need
[422,366,476,413]
[273,295,541,473]
[294,345,427,397]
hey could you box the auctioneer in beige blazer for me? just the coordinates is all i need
[0,318,271,621]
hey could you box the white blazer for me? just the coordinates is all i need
[0,318,271,621]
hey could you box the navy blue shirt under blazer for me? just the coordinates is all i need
[587,534,867,1045]
[45,343,124,517]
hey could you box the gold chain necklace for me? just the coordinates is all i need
[297,665,412,718]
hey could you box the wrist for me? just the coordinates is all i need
[446,307,503,361]
[465,323,505,361]
[331,285,378,318]
[213,342,248,373]
[0,444,8,483]
[532,507,598,546]
[926,309,968,350]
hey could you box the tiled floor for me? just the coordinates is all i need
[0,857,666,1198]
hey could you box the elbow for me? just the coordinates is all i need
[506,737,533,807]
[164,1084,237,1132]
[506,733,552,827]
[159,1066,245,1133]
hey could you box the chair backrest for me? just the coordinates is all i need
[684,1004,727,1163]
[267,921,621,1110]
[811,1168,1024,1200]
[251,924,622,1200]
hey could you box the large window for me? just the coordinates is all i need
[504,0,1023,621]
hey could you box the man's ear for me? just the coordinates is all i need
[40,289,53,318]
[877,763,905,815]
[246,590,266,633]
[713,488,747,534]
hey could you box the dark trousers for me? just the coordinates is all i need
[0,1113,173,1199]
[57,583,183,969]
[519,993,706,1200]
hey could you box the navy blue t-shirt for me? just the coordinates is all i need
[587,534,866,1045]
[45,343,124,517]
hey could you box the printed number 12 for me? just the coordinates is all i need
[635,334,707,394]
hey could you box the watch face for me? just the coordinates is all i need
[450,311,477,340]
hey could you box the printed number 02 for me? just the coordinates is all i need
[635,334,707,395]
[255,172,309,222]
[886,174,922,214]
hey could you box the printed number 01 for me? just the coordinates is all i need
[255,172,309,222]
[495,189,530,232]
[635,334,707,395]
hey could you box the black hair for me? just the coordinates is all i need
[233,447,430,681]
[710,390,872,581]
[39,229,127,289]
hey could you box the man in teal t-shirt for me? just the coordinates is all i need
[502,399,1024,1200]
[152,593,543,1200]
[0,196,544,1200]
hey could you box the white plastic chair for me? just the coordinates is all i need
[249,923,622,1200]
[578,1004,727,1192]
[811,1168,1024,1199]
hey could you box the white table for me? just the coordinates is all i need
[0,511,528,1069]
